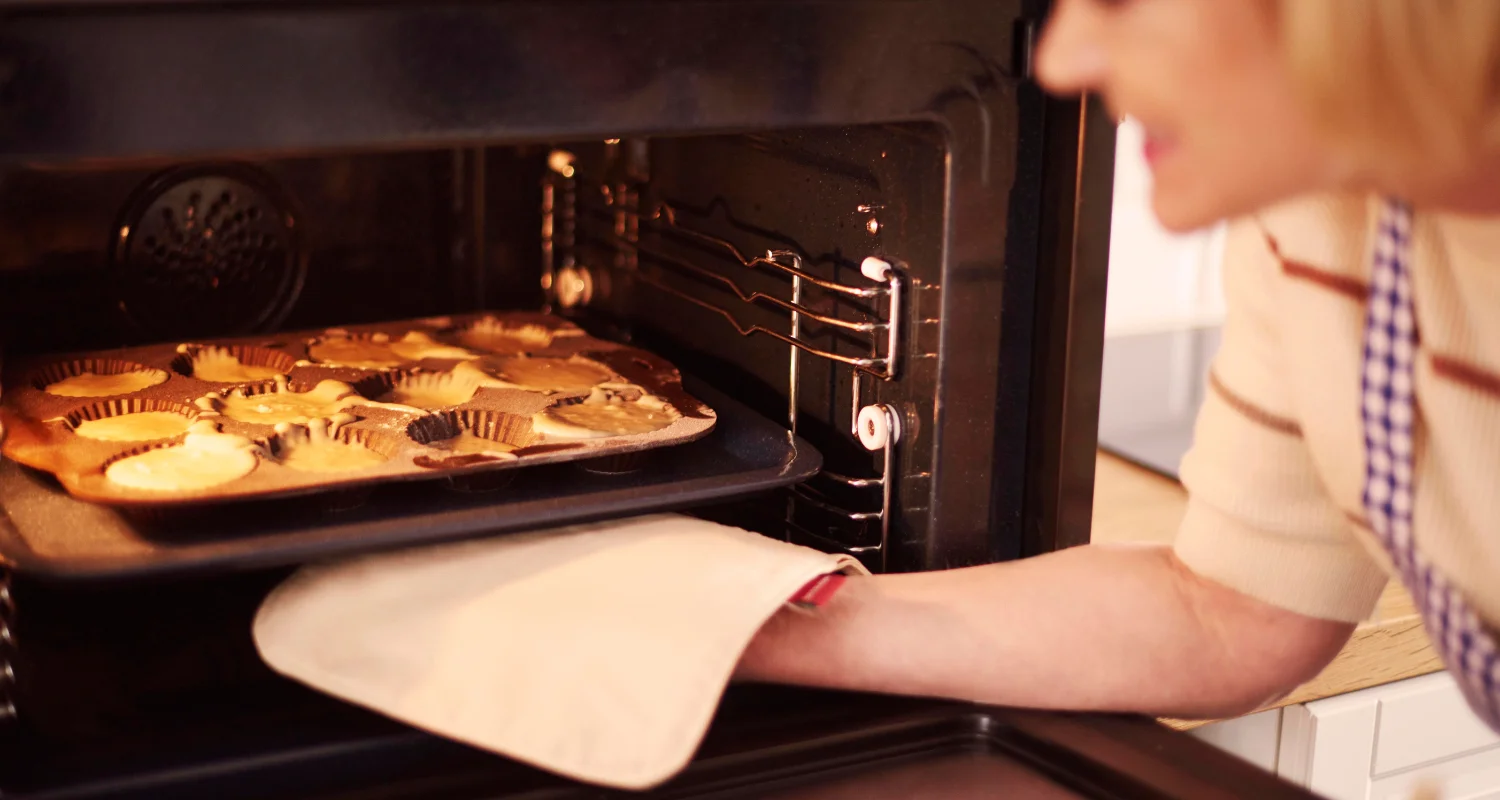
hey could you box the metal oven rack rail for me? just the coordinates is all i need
[542,152,907,569]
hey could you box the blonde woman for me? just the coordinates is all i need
[737,0,1500,729]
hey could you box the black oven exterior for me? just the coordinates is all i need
[0,2,1308,798]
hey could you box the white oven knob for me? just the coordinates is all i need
[857,404,900,451]
[860,256,894,282]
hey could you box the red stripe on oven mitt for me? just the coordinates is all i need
[252,513,866,790]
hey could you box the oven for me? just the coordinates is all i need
[0,2,1312,798]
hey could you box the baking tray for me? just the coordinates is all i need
[0,376,819,580]
[0,312,714,507]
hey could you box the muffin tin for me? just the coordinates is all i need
[0,312,716,507]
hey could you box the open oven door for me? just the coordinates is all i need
[1,686,1315,799]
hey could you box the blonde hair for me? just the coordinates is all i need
[1278,0,1500,178]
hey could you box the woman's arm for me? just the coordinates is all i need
[737,542,1353,720]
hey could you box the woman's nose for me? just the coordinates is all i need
[1034,0,1109,95]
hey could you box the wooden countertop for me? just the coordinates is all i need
[1089,451,1442,729]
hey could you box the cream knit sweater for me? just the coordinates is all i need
[1174,194,1500,625]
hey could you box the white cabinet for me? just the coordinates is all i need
[1096,325,1221,476]
[1281,673,1500,799]
[1190,708,1282,773]
[1099,117,1228,476]
[1191,673,1500,799]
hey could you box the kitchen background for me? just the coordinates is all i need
[1098,118,1225,478]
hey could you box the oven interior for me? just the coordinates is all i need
[1,125,950,566]
[0,123,1029,789]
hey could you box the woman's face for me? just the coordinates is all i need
[1037,0,1340,232]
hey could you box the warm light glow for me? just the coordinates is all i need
[547,150,577,178]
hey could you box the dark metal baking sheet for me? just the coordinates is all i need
[0,379,819,581]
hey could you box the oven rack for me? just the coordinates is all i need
[545,167,904,382]
[0,567,14,722]
[589,203,901,381]
[541,156,903,569]
[786,440,898,570]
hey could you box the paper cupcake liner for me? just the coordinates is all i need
[406,409,541,492]
[576,452,650,475]
[351,370,482,410]
[30,359,168,394]
[170,344,299,385]
[404,409,538,450]
[60,398,199,442]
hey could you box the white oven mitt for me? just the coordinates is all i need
[252,513,866,790]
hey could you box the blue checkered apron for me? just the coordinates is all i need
[1363,199,1500,729]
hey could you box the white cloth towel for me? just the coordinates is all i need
[252,513,865,789]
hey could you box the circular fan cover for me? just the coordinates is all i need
[112,165,305,339]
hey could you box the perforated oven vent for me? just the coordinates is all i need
[111,165,306,340]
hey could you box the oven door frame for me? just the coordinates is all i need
[1,686,1316,799]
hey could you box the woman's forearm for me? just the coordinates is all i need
[737,543,1353,720]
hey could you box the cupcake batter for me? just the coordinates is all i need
[455,355,615,394]
[434,431,520,458]
[45,369,166,398]
[454,318,555,355]
[199,377,359,426]
[532,388,679,439]
[73,411,192,442]
[308,331,476,369]
[376,373,481,410]
[105,422,260,492]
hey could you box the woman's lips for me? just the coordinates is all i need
[1143,132,1176,167]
